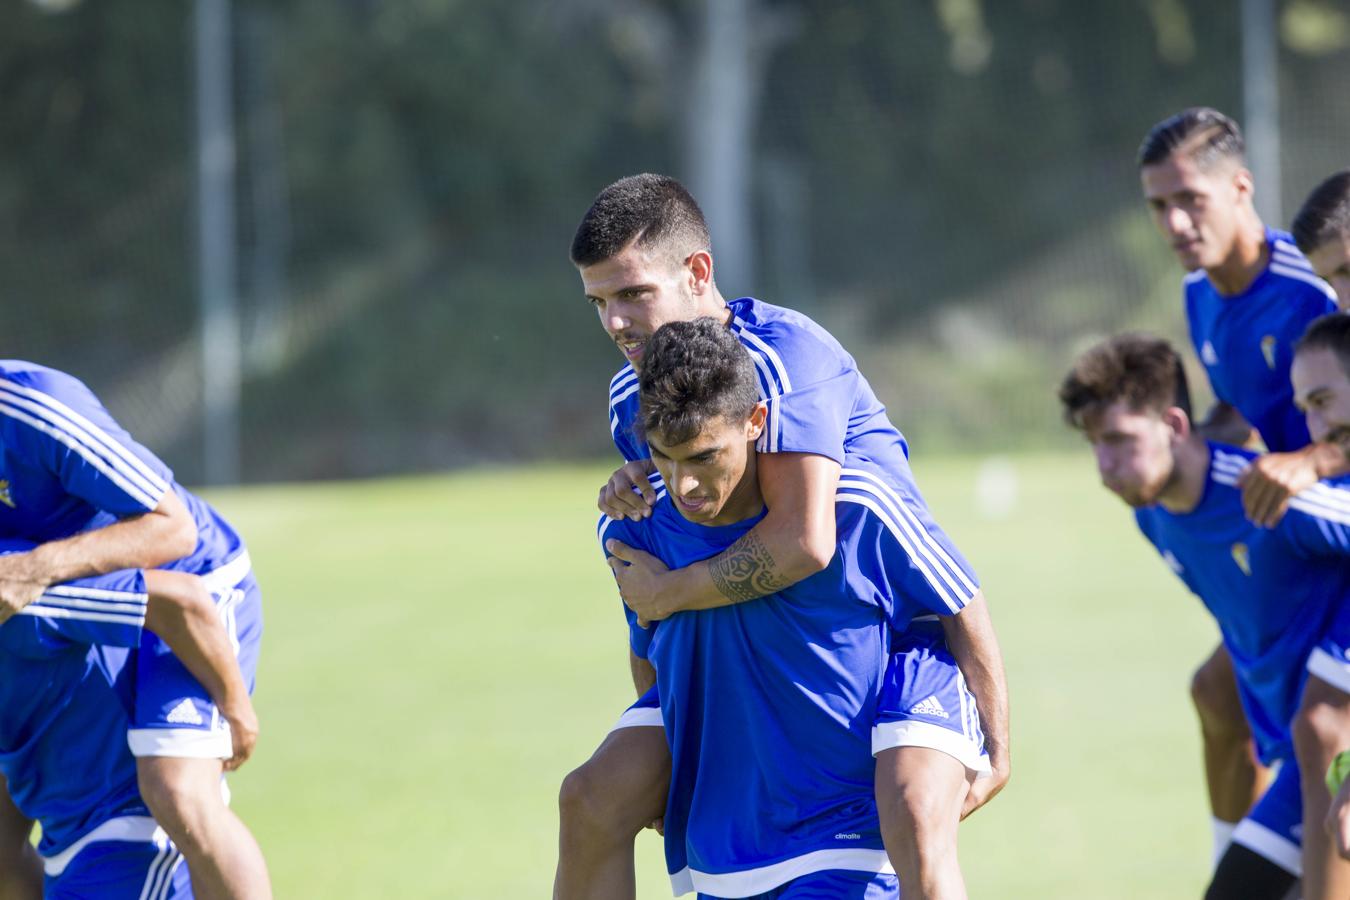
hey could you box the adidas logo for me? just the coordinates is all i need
[166,699,203,726]
[909,695,948,718]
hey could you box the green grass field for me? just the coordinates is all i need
[204,451,1223,897]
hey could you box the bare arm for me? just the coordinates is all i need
[1196,401,1257,448]
[611,454,840,621]
[0,490,197,623]
[629,647,656,697]
[142,570,258,771]
[940,591,1011,819]
[0,775,40,900]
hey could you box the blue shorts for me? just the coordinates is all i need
[1232,759,1303,876]
[697,869,898,899]
[43,817,192,899]
[872,621,990,777]
[128,554,263,759]
[610,682,663,731]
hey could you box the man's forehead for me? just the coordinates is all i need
[1141,153,1231,194]
[580,243,672,293]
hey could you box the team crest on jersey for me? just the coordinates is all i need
[0,481,14,509]
[1201,341,1219,366]
[1231,542,1251,577]
[1260,335,1278,370]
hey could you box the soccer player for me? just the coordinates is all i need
[1060,333,1350,900]
[555,176,1009,898]
[604,318,989,897]
[1293,171,1350,308]
[1137,108,1339,862]
[0,544,254,898]
[0,362,269,899]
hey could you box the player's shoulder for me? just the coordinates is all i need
[595,471,667,550]
[0,360,107,436]
[608,363,639,407]
[1266,231,1338,304]
[728,297,851,381]
[0,360,96,403]
[1209,444,1258,485]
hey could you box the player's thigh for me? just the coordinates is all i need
[563,686,670,826]
[874,746,968,825]
[1191,642,1246,724]
[1228,759,1303,882]
[1303,625,1350,743]
[46,839,193,900]
[128,578,262,761]
[872,624,989,779]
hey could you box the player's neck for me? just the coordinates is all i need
[1206,217,1268,296]
[1157,438,1210,514]
[694,286,731,324]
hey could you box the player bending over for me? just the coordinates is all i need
[555,175,1008,898]
[1060,333,1350,899]
[1137,108,1340,863]
[0,545,257,898]
[604,319,994,897]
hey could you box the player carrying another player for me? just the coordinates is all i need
[0,540,253,898]
[1137,108,1340,865]
[1060,332,1350,899]
[0,361,269,899]
[601,318,992,897]
[554,175,1009,899]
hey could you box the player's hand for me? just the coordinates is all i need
[1238,448,1319,528]
[607,539,673,623]
[960,759,1009,820]
[221,698,259,772]
[598,460,659,521]
[0,553,47,625]
[1327,776,1350,860]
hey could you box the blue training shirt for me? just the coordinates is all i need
[1134,444,1350,763]
[1184,228,1338,452]
[0,361,246,576]
[0,539,151,858]
[608,297,908,469]
[598,462,979,896]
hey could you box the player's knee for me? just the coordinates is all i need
[137,759,225,851]
[883,778,960,850]
[558,761,634,843]
[1190,661,1244,733]
[1294,701,1350,764]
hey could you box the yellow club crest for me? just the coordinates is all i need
[0,481,14,509]
[1231,542,1251,576]
[1261,335,1277,370]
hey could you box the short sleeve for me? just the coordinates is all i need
[835,469,980,623]
[0,368,172,517]
[1279,481,1350,558]
[596,513,657,659]
[16,568,148,649]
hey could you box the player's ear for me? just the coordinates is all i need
[746,403,767,441]
[687,250,714,295]
[1233,167,1255,204]
[1162,405,1191,441]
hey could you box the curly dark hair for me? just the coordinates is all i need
[571,174,712,268]
[1137,107,1244,172]
[1059,333,1192,430]
[638,317,758,447]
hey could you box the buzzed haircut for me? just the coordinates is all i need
[1291,170,1350,256]
[1059,333,1193,430]
[1296,312,1350,377]
[638,317,759,448]
[570,174,712,268]
[1137,107,1245,171]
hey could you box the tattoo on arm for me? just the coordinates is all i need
[709,532,789,603]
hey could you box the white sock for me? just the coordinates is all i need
[1212,817,1238,870]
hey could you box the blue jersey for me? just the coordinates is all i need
[599,463,979,896]
[0,540,151,859]
[0,361,246,576]
[608,297,908,469]
[1134,444,1350,763]
[1184,228,1337,452]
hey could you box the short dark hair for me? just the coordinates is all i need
[570,174,712,268]
[638,317,758,447]
[1137,107,1245,171]
[1291,170,1350,256]
[1296,312,1350,376]
[1059,333,1193,430]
